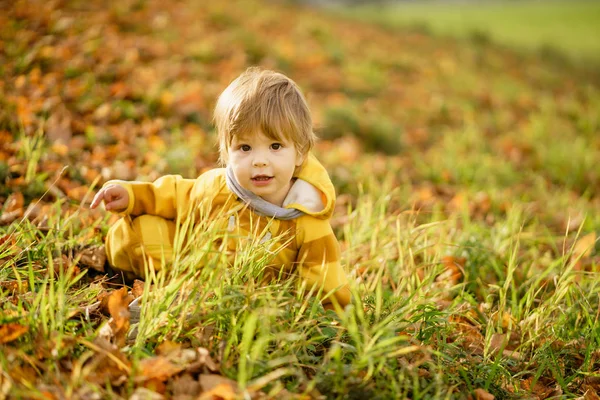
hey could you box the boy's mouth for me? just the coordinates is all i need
[251,175,273,185]
[252,175,273,181]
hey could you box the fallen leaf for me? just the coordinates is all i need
[171,373,202,399]
[77,245,107,273]
[51,254,80,278]
[132,279,146,298]
[129,387,165,400]
[82,337,131,385]
[156,340,182,357]
[24,202,42,220]
[0,281,20,294]
[136,356,184,382]
[107,287,132,346]
[67,185,91,202]
[573,232,597,259]
[198,381,237,400]
[438,256,465,284]
[50,142,69,157]
[488,333,506,355]
[0,209,23,225]
[5,361,38,385]
[474,388,495,400]
[4,192,24,212]
[0,323,29,344]
[583,385,600,400]
[46,105,72,143]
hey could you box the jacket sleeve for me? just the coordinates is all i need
[296,217,352,309]
[104,175,197,219]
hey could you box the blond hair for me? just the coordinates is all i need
[214,67,315,164]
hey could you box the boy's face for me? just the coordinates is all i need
[228,130,305,207]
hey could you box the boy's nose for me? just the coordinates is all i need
[252,157,268,167]
[252,151,269,167]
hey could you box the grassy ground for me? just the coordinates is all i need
[1,0,599,398]
[331,0,600,64]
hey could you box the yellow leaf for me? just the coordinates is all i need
[574,232,597,258]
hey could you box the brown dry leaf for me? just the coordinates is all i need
[491,311,516,330]
[83,337,131,385]
[107,287,132,346]
[50,141,69,157]
[450,318,484,355]
[0,233,16,247]
[584,385,600,400]
[198,374,239,393]
[137,356,185,382]
[0,209,23,225]
[67,185,91,202]
[6,362,38,385]
[77,245,107,273]
[4,192,24,212]
[171,373,202,399]
[473,388,495,400]
[0,234,20,263]
[438,256,465,284]
[448,191,467,213]
[520,377,556,398]
[188,347,219,373]
[0,281,19,293]
[132,279,146,298]
[573,232,597,259]
[197,378,238,400]
[488,333,506,355]
[0,323,29,344]
[561,212,585,233]
[46,105,72,143]
[129,387,165,400]
[51,254,80,278]
[156,340,182,357]
[143,379,168,395]
[24,202,42,220]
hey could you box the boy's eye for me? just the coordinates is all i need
[240,145,251,152]
[271,143,282,150]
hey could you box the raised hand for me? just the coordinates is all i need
[90,184,129,212]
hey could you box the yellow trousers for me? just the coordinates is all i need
[105,215,177,278]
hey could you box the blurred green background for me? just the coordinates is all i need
[324,0,600,64]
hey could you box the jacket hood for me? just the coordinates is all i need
[284,153,336,220]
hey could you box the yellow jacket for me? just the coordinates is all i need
[107,154,351,308]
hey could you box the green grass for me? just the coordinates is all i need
[332,0,600,63]
[1,0,600,398]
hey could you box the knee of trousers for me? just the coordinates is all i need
[105,215,176,277]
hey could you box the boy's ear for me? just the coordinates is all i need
[295,152,307,167]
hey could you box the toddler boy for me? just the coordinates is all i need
[90,67,351,309]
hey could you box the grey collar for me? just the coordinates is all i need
[225,166,304,220]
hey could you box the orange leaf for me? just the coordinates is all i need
[573,232,597,259]
[198,382,237,400]
[137,356,184,382]
[67,185,90,202]
[107,287,132,346]
[4,192,24,212]
[0,323,29,344]
[198,374,239,400]
[132,279,146,299]
[474,388,495,400]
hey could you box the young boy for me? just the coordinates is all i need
[90,67,351,310]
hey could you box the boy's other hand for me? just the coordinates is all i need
[90,184,129,212]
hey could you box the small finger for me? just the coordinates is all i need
[90,192,103,209]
